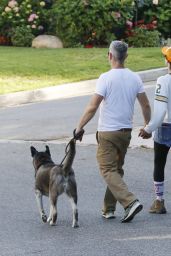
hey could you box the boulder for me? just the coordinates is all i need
[32,35,63,49]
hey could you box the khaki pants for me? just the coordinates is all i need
[96,131,136,212]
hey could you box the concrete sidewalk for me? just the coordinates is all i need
[0,67,167,108]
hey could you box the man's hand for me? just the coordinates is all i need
[73,128,85,141]
[138,128,152,139]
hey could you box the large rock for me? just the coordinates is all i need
[32,35,63,49]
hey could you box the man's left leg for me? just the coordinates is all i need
[102,140,126,218]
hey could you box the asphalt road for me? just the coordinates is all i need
[1,142,171,256]
[1,81,171,256]
[0,82,155,141]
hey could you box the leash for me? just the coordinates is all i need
[59,138,75,166]
[59,129,85,167]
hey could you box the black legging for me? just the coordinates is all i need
[154,141,170,182]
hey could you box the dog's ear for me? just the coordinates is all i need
[45,145,51,156]
[30,146,37,157]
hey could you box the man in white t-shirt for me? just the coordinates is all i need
[75,40,151,223]
[139,46,171,214]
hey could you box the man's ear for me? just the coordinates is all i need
[30,146,37,157]
[45,145,51,156]
[109,52,113,60]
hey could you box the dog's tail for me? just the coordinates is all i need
[62,138,76,176]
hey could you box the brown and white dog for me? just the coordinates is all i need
[30,139,78,228]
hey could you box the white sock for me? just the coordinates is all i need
[154,181,164,201]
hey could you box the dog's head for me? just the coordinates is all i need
[30,145,53,172]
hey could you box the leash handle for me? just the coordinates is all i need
[73,128,85,141]
[60,129,85,166]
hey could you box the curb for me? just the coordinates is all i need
[138,67,167,82]
[0,67,167,108]
[0,127,154,148]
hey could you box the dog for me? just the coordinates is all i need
[30,139,79,228]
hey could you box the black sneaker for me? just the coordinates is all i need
[121,200,143,223]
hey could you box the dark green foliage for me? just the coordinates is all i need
[0,0,170,48]
[137,0,171,39]
[126,27,161,47]
[11,25,34,46]
[53,0,134,47]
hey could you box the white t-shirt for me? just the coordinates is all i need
[145,74,171,133]
[95,68,144,131]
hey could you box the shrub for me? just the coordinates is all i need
[134,0,171,39]
[126,27,160,47]
[0,0,54,37]
[145,0,171,39]
[53,0,134,47]
[11,25,34,46]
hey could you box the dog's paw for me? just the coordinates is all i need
[41,214,47,223]
[72,222,79,228]
[49,220,56,226]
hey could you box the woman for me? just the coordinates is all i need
[139,46,171,214]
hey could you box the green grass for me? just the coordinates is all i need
[0,46,165,95]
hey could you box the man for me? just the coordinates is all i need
[75,40,151,222]
[139,46,171,214]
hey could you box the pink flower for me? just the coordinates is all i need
[31,24,36,29]
[8,0,18,8]
[28,13,38,22]
[114,12,121,19]
[152,20,157,25]
[126,20,133,28]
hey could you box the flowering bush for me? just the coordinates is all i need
[131,0,171,39]
[0,0,54,38]
[125,2,161,47]
[143,0,171,39]
[53,0,134,47]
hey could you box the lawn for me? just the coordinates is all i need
[0,46,165,95]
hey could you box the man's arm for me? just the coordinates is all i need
[137,92,151,125]
[75,93,103,133]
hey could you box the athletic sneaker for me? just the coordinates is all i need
[121,200,143,223]
[149,199,167,214]
[102,211,115,219]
